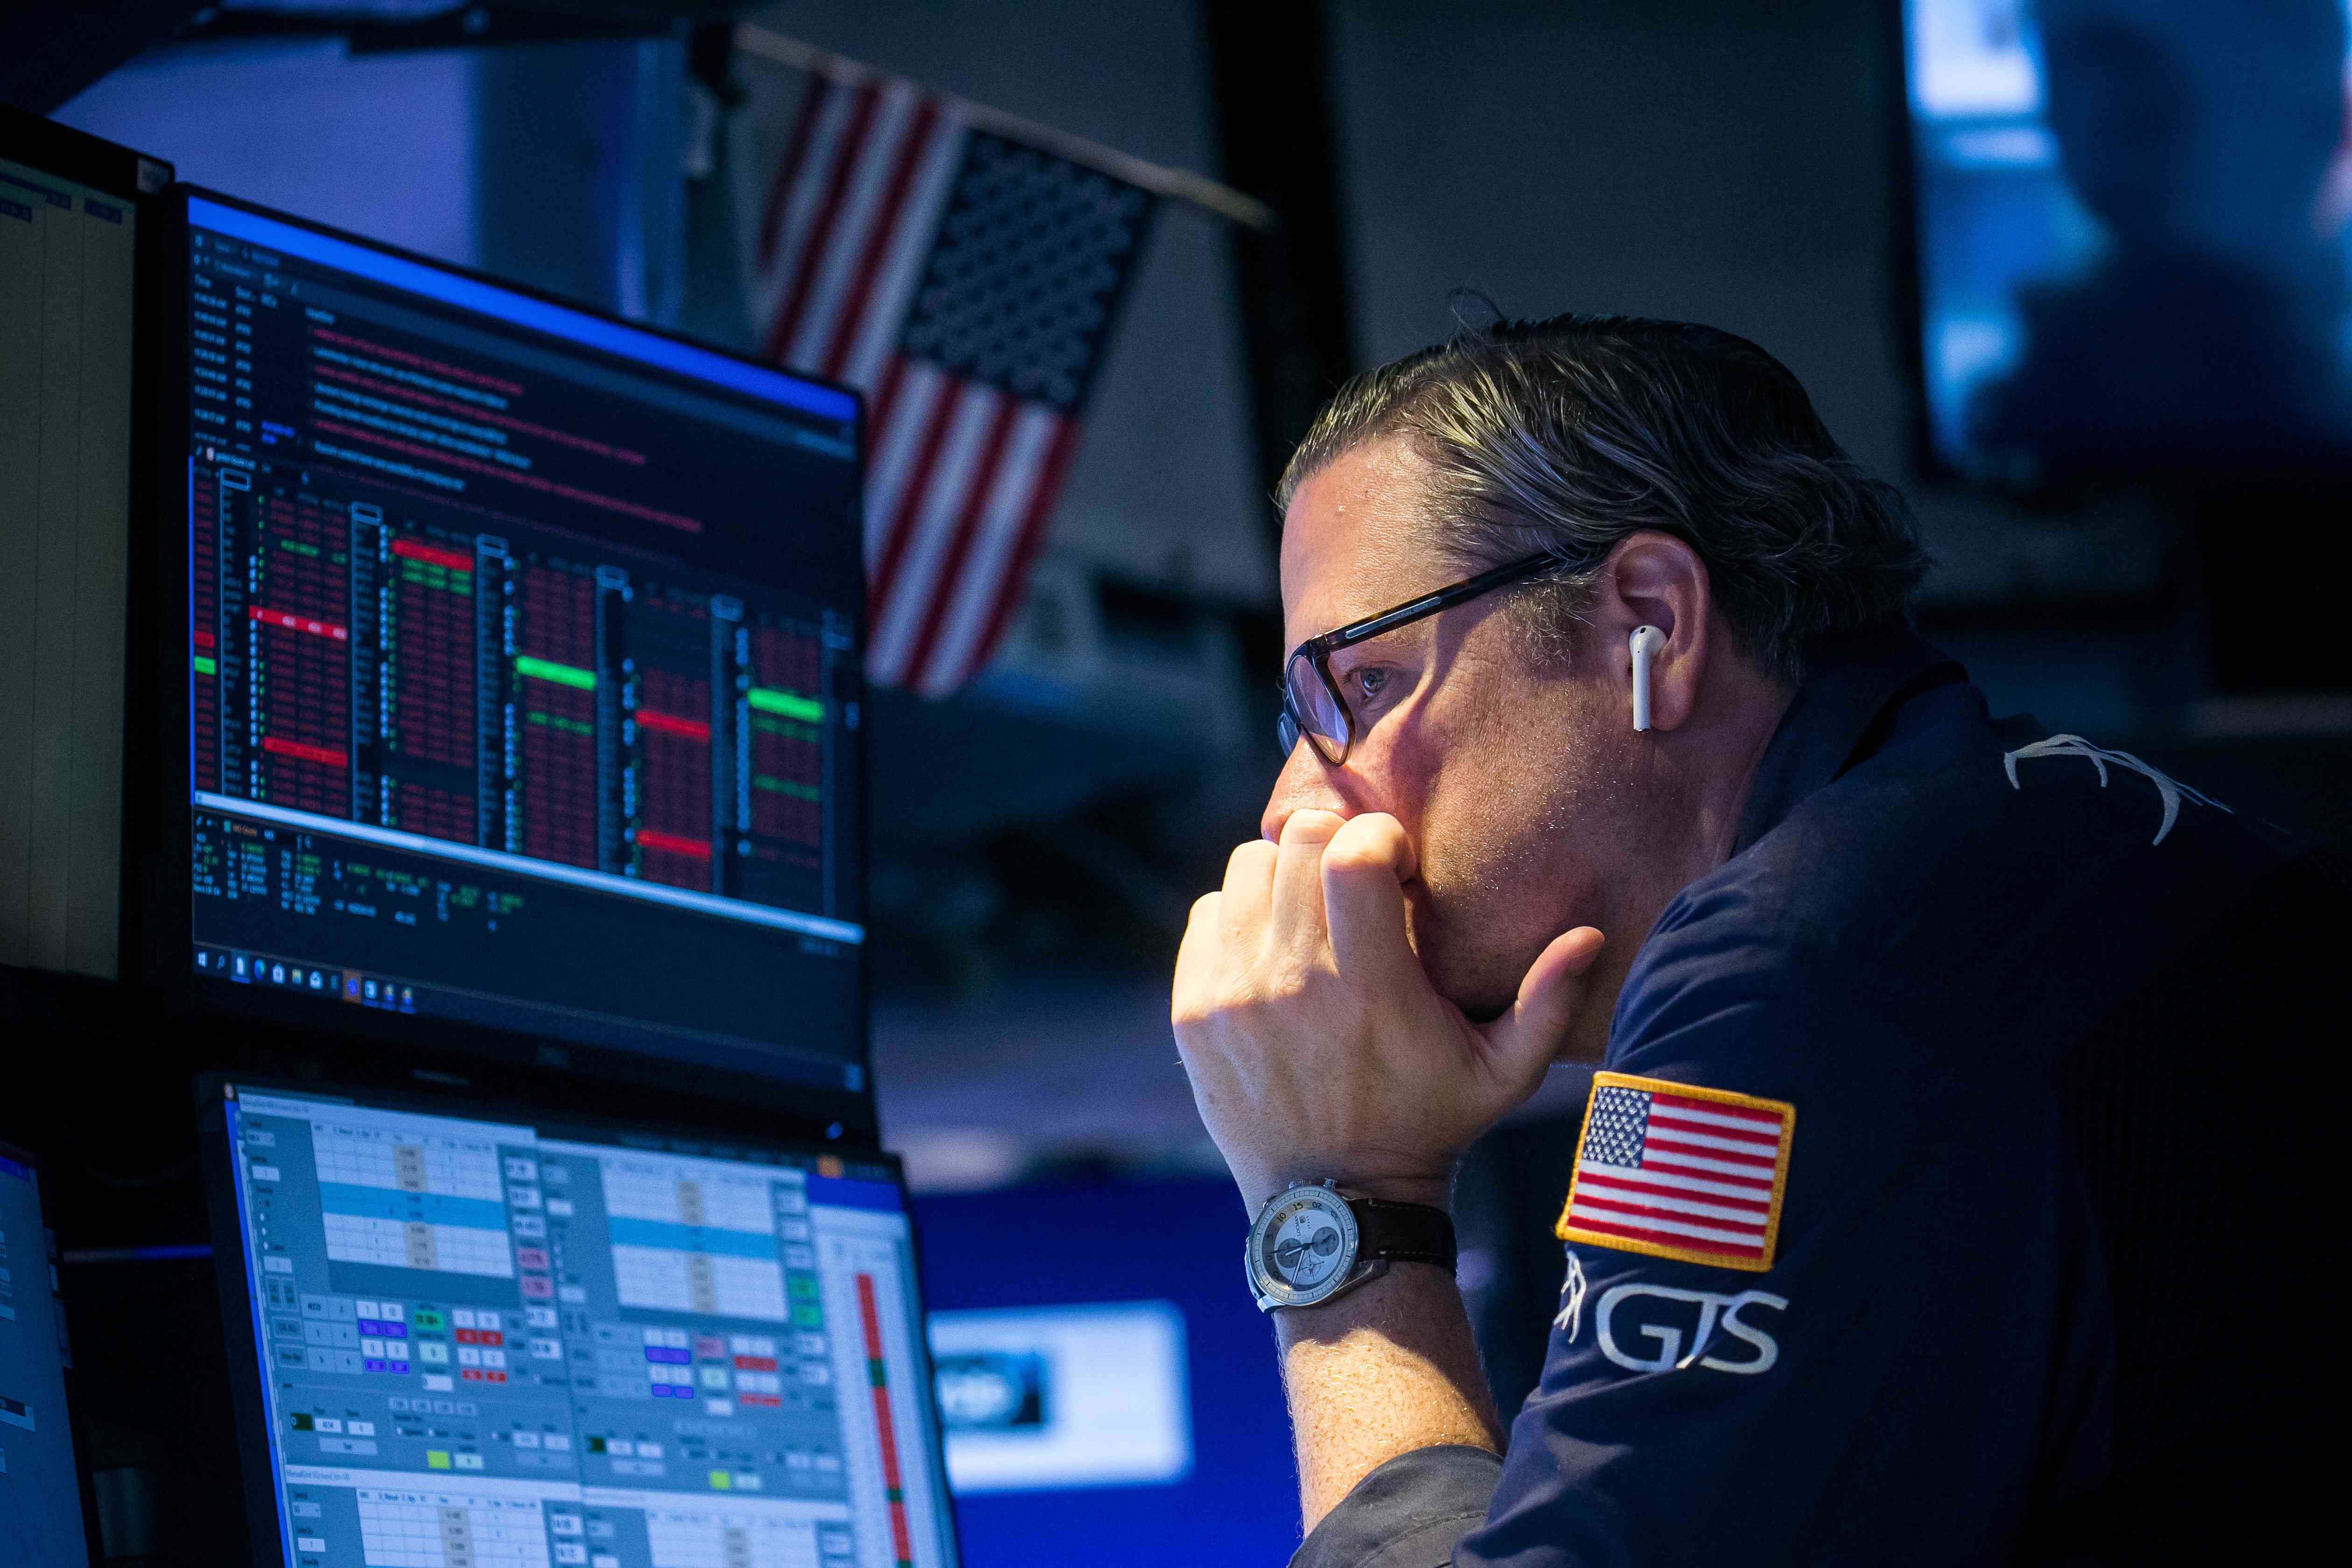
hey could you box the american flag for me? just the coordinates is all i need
[748,65,1156,695]
[1556,1074,1794,1273]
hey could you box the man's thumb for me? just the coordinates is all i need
[1481,926,1607,1086]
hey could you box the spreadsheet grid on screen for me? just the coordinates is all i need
[177,196,870,1087]
[221,1086,954,1568]
[0,152,136,983]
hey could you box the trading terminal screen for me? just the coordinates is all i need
[215,1082,956,1568]
[175,195,868,1088]
[0,1144,95,1568]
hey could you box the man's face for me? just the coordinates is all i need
[1265,435,1660,1020]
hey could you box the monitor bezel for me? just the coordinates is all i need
[0,1137,110,1568]
[193,1071,964,1568]
[147,186,877,1139]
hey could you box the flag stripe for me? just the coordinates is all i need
[898,396,1025,686]
[860,354,924,574]
[842,116,967,391]
[869,385,1003,683]
[867,350,915,446]
[1571,1206,1768,1248]
[1574,1159,1771,1203]
[949,416,1082,692]
[1641,1123,1783,1158]
[1568,1213,1767,1257]
[861,353,917,574]
[865,366,962,625]
[1636,1146,1778,1181]
[821,97,944,382]
[789,83,923,372]
[754,82,859,333]
[1573,1178,1771,1226]
[1647,1098,1786,1134]
[912,404,1060,695]
[763,83,881,364]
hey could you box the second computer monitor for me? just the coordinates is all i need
[167,191,868,1102]
[202,1077,956,1568]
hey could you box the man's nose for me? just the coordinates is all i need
[1260,742,1351,843]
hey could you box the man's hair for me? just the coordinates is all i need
[1277,314,1930,684]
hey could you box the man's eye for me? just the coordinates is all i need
[1348,667,1393,703]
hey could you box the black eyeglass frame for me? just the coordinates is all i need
[1277,551,1566,763]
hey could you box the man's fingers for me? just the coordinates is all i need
[1218,839,1279,946]
[1321,813,1417,975]
[1479,926,1607,1094]
[1172,891,1221,1018]
[1269,809,1347,952]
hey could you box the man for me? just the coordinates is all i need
[1172,315,2336,1564]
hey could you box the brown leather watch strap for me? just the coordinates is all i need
[1348,1197,1456,1271]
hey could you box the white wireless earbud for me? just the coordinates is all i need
[1629,625,1665,732]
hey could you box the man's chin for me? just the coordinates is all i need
[1422,947,1521,1023]
[1411,901,1538,1021]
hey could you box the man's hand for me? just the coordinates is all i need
[1172,809,1605,1215]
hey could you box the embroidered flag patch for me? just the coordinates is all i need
[1555,1072,1795,1273]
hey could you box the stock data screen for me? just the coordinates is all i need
[217,1082,956,1568]
[176,196,867,1088]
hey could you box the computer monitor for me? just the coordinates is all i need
[199,1076,957,1568]
[159,190,870,1110]
[0,1141,99,1568]
[0,108,170,983]
[1900,0,2352,486]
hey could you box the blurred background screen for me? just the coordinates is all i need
[1904,0,2352,488]
[912,1180,1296,1568]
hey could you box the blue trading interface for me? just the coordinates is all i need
[219,1086,954,1568]
[177,195,868,1089]
[0,1148,94,1568]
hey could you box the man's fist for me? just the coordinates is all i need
[1171,808,1605,1215]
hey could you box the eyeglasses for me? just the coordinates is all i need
[1277,551,1564,764]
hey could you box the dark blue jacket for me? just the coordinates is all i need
[1295,627,2338,1567]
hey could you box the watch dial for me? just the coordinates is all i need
[1262,1192,1350,1293]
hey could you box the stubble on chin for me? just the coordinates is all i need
[1408,869,1560,1023]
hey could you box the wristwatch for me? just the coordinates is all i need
[1244,1180,1457,1312]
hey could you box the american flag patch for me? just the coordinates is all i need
[1554,1072,1795,1273]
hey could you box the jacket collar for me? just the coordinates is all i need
[1730,623,1966,854]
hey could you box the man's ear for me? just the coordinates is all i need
[1587,532,1713,733]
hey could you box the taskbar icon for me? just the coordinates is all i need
[195,947,413,1011]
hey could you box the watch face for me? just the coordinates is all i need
[1251,1185,1358,1305]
